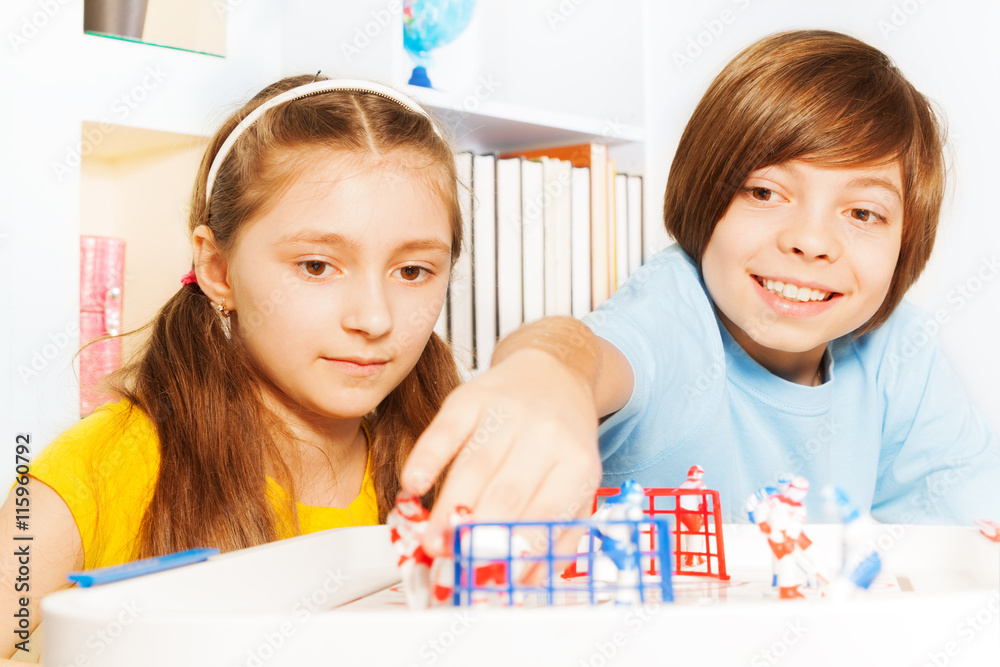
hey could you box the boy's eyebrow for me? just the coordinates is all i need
[278,230,451,255]
[847,176,902,204]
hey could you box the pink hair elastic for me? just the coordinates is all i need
[181,269,198,286]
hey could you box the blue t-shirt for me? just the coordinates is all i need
[583,245,1000,523]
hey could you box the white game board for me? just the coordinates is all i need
[42,523,999,666]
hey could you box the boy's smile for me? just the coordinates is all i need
[701,160,904,384]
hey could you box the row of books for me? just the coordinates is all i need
[436,144,644,374]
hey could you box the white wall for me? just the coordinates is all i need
[643,0,1000,436]
[0,0,283,480]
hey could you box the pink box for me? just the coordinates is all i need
[80,235,125,416]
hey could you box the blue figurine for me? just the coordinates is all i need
[591,480,646,604]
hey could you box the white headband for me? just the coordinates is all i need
[204,79,440,205]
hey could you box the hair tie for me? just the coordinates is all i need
[181,269,198,286]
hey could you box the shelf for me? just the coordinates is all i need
[406,85,644,154]
[85,31,223,58]
[84,0,225,56]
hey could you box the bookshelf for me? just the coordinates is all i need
[2,0,654,457]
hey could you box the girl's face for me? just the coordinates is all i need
[701,160,904,367]
[227,151,453,420]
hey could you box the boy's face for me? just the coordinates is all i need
[227,151,452,421]
[701,159,903,369]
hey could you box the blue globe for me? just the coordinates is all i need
[403,0,478,87]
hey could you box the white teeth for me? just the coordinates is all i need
[758,276,830,302]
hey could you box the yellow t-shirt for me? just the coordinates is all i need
[25,400,378,570]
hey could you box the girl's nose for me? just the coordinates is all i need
[342,274,392,338]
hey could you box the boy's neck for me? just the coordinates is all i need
[717,310,827,386]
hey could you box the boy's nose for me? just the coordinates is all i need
[778,216,842,262]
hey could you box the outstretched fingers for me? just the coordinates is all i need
[401,391,483,497]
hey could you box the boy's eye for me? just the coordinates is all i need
[741,186,777,202]
[850,208,883,223]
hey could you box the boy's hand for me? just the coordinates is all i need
[402,345,602,557]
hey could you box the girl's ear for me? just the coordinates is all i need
[192,225,234,309]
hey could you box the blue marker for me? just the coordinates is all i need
[67,547,219,587]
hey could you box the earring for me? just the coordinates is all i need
[215,298,232,340]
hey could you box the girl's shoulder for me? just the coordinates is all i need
[28,399,161,489]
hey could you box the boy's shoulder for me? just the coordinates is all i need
[635,243,700,280]
[838,299,944,380]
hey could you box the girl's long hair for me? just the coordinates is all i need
[112,75,462,558]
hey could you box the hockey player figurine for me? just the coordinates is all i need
[592,479,646,604]
[975,519,1000,543]
[746,472,793,586]
[823,485,882,599]
[387,492,434,609]
[754,476,813,599]
[677,465,707,567]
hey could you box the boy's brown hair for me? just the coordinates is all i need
[664,30,946,332]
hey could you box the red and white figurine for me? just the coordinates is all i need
[677,465,707,567]
[976,519,1000,543]
[387,491,434,609]
[753,476,818,599]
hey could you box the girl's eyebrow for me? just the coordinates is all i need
[846,176,902,204]
[278,231,450,255]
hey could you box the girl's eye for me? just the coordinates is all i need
[748,187,773,201]
[850,208,885,224]
[299,260,333,278]
[395,266,430,283]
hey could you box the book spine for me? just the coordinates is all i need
[451,152,476,375]
[472,153,498,369]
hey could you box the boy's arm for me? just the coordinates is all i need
[403,316,634,555]
[1,478,84,661]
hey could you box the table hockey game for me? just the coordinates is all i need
[41,488,1000,666]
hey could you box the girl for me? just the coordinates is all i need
[1,74,598,662]
[404,30,1000,540]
